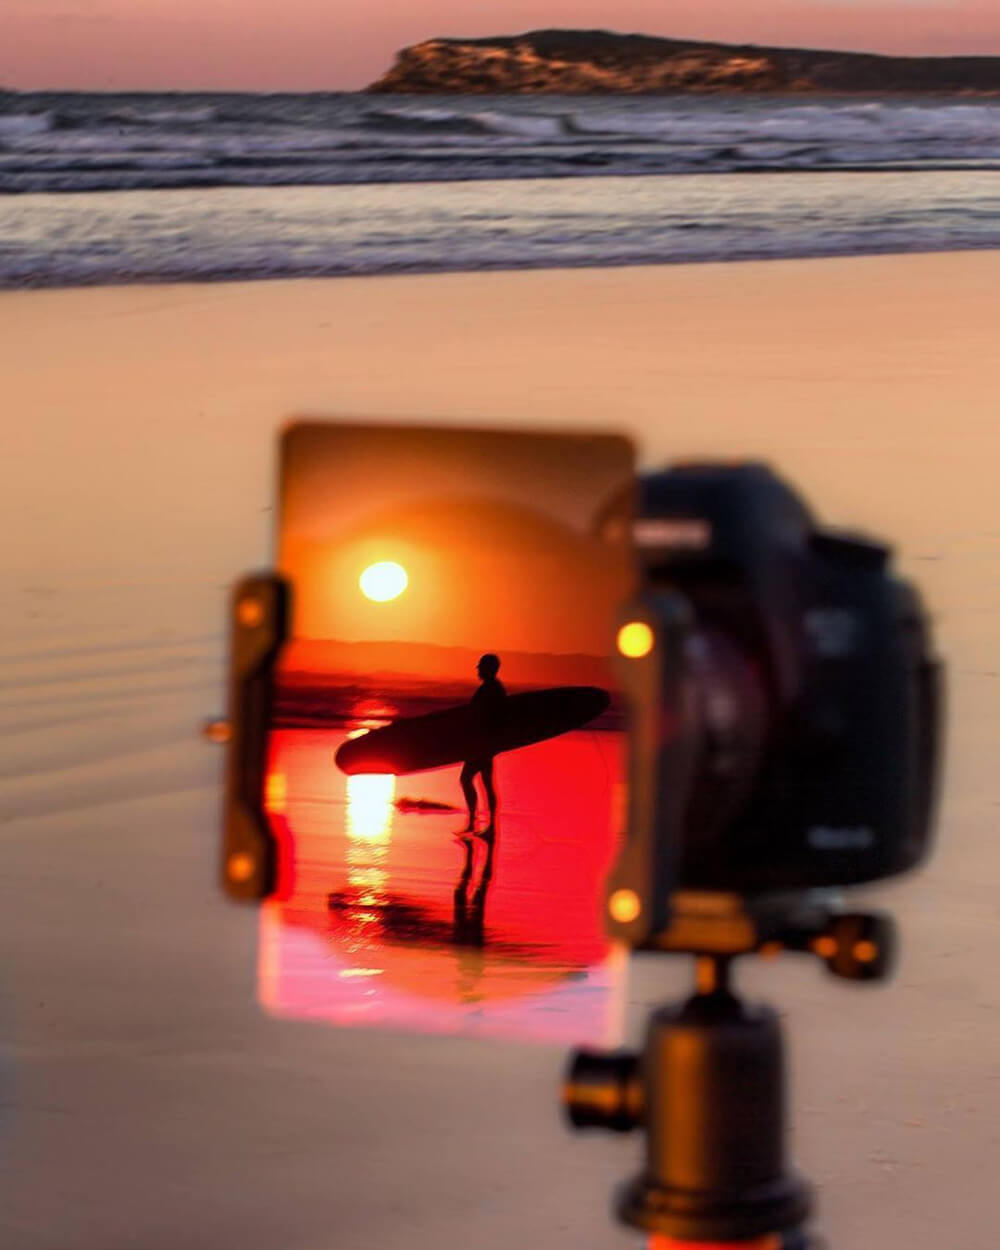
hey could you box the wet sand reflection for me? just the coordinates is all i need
[258,726,624,1042]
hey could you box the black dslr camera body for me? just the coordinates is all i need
[570,463,944,1244]
[215,440,945,1246]
[607,462,942,949]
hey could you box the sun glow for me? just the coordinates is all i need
[359,560,408,602]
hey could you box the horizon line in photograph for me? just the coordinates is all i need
[274,638,625,732]
[278,638,616,685]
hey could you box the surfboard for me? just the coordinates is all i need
[334,685,610,776]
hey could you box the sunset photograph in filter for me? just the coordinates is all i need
[260,423,634,1040]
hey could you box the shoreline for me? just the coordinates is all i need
[3,238,1000,294]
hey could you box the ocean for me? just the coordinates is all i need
[2,90,999,286]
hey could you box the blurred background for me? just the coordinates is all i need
[2,4,999,1247]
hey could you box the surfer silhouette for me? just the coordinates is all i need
[458,653,506,839]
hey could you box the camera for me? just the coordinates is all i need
[563,462,944,1245]
[216,431,945,1246]
[604,462,942,950]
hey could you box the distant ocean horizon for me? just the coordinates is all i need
[2,90,999,286]
[274,672,625,732]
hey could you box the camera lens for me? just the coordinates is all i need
[681,627,770,886]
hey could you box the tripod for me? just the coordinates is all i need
[564,893,895,1248]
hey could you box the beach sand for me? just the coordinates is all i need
[1,252,999,1248]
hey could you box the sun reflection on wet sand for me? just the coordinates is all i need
[342,773,393,926]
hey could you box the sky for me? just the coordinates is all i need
[3,0,998,91]
[278,423,632,659]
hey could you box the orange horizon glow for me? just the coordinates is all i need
[282,514,628,663]
[275,425,634,686]
[272,425,639,701]
[3,3,999,92]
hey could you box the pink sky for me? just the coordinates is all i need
[3,0,997,91]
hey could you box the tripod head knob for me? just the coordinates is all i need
[646,892,897,984]
[563,1050,642,1132]
[812,911,896,981]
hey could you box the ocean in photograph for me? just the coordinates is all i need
[2,91,999,285]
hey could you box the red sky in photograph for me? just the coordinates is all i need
[3,1,997,91]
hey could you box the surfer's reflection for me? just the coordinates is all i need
[458,652,506,838]
[326,816,497,953]
[453,827,496,947]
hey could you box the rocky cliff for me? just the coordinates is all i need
[367,29,1000,94]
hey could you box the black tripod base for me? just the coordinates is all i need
[567,966,813,1244]
[619,1169,810,1244]
[627,986,811,1242]
[566,915,899,1244]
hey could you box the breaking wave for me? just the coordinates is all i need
[1,92,997,193]
[0,111,55,136]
